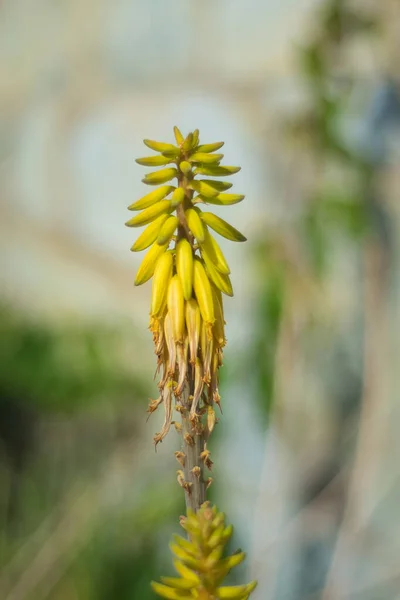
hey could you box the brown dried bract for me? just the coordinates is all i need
[175,451,186,467]
[184,433,194,447]
[191,466,201,479]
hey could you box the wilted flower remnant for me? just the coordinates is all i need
[126,127,246,447]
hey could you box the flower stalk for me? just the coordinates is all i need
[126,126,256,597]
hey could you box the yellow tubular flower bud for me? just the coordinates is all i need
[200,212,247,242]
[205,546,224,569]
[193,257,215,325]
[125,200,173,227]
[219,552,246,572]
[170,187,185,208]
[191,129,199,148]
[185,208,205,243]
[176,238,193,300]
[135,155,173,167]
[128,185,174,211]
[157,215,178,245]
[159,577,196,591]
[150,582,187,599]
[202,253,233,297]
[189,180,219,198]
[168,544,199,570]
[216,582,257,599]
[196,141,224,153]
[135,242,169,286]
[172,534,197,553]
[189,152,224,164]
[172,560,200,583]
[200,227,230,275]
[143,139,179,154]
[142,168,178,185]
[193,165,241,177]
[185,298,201,365]
[167,275,185,343]
[196,193,244,206]
[207,523,224,549]
[198,179,232,192]
[182,132,193,152]
[151,251,174,316]
[179,161,192,175]
[173,126,185,146]
[211,285,225,347]
[130,214,169,252]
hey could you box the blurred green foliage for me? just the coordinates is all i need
[0,306,185,600]
[0,306,146,413]
[0,2,396,599]
[249,0,385,427]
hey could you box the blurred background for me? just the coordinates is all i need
[1,0,400,598]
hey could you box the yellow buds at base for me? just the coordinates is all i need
[151,503,257,600]
[217,583,258,598]
[150,582,184,599]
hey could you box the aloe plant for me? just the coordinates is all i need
[126,127,256,599]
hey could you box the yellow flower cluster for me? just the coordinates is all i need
[151,502,257,600]
[126,127,246,445]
